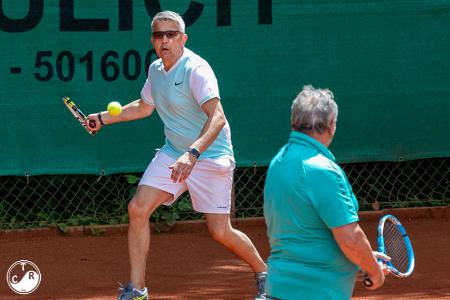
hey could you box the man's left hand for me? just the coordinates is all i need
[357,251,391,282]
[373,251,391,276]
[169,152,197,183]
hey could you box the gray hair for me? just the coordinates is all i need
[291,85,338,134]
[151,11,185,33]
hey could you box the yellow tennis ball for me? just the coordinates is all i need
[107,101,122,116]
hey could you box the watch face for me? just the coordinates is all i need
[189,148,200,158]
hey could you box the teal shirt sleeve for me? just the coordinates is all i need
[306,159,359,229]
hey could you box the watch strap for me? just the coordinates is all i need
[97,112,105,126]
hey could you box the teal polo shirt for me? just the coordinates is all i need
[264,131,359,300]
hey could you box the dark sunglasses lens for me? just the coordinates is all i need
[153,32,164,39]
[152,31,179,39]
[166,32,178,38]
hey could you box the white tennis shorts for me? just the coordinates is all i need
[139,151,235,213]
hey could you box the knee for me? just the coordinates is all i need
[128,197,151,220]
[207,225,230,243]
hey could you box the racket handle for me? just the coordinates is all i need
[88,119,96,129]
[363,278,373,287]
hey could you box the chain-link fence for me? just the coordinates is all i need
[0,158,448,229]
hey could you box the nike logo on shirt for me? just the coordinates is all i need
[175,81,183,86]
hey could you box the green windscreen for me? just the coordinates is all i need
[1,1,449,176]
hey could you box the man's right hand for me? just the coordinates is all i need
[86,113,103,131]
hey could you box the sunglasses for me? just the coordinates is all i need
[152,31,182,39]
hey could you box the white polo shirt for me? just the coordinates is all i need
[141,48,234,160]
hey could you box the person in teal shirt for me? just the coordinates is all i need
[264,86,388,300]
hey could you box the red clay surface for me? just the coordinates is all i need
[1,207,449,299]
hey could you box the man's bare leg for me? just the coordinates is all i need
[205,213,267,272]
[127,185,173,289]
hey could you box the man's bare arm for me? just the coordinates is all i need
[332,222,385,290]
[169,97,226,183]
[87,99,155,130]
[190,97,226,153]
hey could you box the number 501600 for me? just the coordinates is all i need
[33,49,157,82]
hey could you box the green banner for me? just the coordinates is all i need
[1,1,449,176]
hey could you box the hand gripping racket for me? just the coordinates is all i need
[364,214,415,287]
[63,96,97,135]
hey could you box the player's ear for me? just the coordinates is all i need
[330,119,336,136]
[182,33,188,44]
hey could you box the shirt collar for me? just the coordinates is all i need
[289,131,335,161]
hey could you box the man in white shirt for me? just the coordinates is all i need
[87,10,267,300]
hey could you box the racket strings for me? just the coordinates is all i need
[384,222,409,273]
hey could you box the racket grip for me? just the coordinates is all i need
[363,278,373,287]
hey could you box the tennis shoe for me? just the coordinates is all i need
[117,282,149,300]
[254,271,267,300]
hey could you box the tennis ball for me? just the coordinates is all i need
[107,101,122,116]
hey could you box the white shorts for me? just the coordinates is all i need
[139,151,235,213]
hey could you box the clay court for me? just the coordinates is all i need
[1,206,449,300]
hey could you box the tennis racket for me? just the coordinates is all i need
[63,96,97,135]
[364,214,415,287]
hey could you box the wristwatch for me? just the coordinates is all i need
[188,147,201,159]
